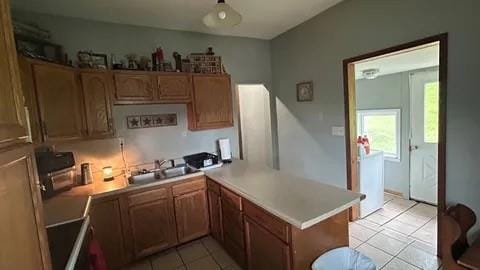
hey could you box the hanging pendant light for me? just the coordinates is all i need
[203,0,242,28]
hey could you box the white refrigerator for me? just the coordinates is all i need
[358,151,384,218]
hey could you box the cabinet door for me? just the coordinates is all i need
[90,198,127,270]
[208,190,223,242]
[174,189,210,243]
[129,198,177,258]
[0,0,27,147]
[188,75,233,130]
[33,64,84,141]
[80,72,114,137]
[245,217,291,270]
[0,146,51,270]
[157,73,191,102]
[113,73,155,103]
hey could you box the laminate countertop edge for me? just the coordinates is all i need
[205,160,364,230]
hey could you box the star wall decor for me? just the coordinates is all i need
[127,114,177,129]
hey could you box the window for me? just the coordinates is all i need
[424,82,439,143]
[357,109,401,161]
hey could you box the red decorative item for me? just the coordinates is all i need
[362,135,371,155]
[88,239,107,270]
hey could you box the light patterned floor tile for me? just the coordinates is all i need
[201,236,223,253]
[349,223,378,241]
[349,236,362,249]
[396,213,431,227]
[381,228,413,244]
[367,232,409,256]
[151,249,184,270]
[411,227,437,245]
[365,213,392,225]
[384,193,397,203]
[356,243,393,268]
[383,219,420,235]
[397,245,441,270]
[384,201,412,212]
[210,247,236,268]
[406,204,437,218]
[185,256,220,270]
[375,207,402,219]
[178,241,210,263]
[125,259,152,270]
[410,239,437,255]
[382,258,420,270]
[354,218,384,232]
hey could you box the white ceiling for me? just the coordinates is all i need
[11,0,343,40]
[355,44,440,80]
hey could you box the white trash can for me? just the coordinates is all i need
[311,247,377,270]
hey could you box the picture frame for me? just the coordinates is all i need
[91,53,108,69]
[296,81,314,102]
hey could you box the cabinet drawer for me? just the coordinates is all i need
[221,187,242,210]
[244,200,290,243]
[223,218,245,248]
[224,235,245,267]
[172,177,205,196]
[222,202,243,229]
[206,178,220,194]
[128,188,168,206]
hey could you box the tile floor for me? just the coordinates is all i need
[123,193,441,270]
[350,193,441,270]
[123,236,242,270]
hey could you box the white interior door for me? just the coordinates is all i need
[409,70,439,205]
[238,84,273,167]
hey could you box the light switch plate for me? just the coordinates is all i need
[332,126,345,136]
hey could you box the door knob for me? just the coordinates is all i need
[409,145,419,151]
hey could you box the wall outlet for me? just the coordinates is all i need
[118,137,125,146]
[332,126,345,136]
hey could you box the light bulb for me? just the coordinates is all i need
[218,11,227,20]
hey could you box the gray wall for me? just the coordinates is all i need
[356,72,410,197]
[12,11,273,172]
[271,0,480,233]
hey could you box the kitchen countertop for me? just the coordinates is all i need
[60,160,362,230]
[205,160,364,230]
[62,172,205,198]
[43,195,91,228]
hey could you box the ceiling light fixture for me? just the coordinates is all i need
[203,0,242,28]
[362,68,380,80]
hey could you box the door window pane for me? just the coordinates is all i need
[424,82,439,143]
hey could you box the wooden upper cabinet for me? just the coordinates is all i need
[90,197,127,270]
[157,73,191,102]
[188,74,233,131]
[0,0,27,148]
[0,146,51,270]
[126,194,177,259]
[33,64,84,141]
[174,189,210,243]
[113,72,155,104]
[80,71,114,137]
[245,217,291,270]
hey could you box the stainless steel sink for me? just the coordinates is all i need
[128,165,199,185]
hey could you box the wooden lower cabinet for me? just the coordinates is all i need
[0,146,51,270]
[90,197,127,270]
[127,198,178,258]
[174,189,209,243]
[207,189,223,242]
[244,217,291,270]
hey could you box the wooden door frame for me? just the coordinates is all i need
[343,33,448,256]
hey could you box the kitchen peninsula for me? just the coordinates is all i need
[52,160,363,270]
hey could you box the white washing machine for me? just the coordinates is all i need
[358,151,384,218]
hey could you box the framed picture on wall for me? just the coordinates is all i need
[296,81,313,102]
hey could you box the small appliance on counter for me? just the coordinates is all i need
[36,150,76,199]
[218,138,232,163]
[183,152,221,170]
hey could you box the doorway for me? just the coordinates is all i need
[237,84,273,167]
[343,34,447,256]
[410,69,440,204]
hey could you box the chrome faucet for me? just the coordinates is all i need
[154,159,174,169]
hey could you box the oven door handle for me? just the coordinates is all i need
[47,167,76,178]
